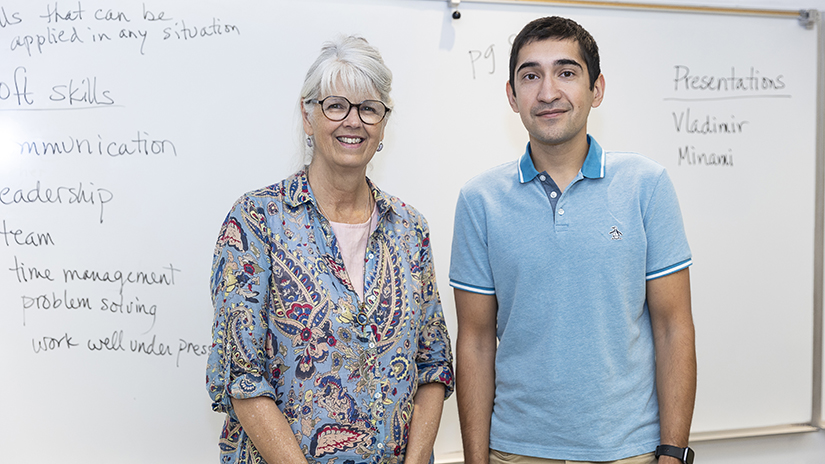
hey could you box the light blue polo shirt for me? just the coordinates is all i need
[449,136,692,461]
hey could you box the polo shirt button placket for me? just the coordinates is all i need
[555,203,569,231]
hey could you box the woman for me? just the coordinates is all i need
[206,36,454,464]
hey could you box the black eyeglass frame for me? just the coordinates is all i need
[305,95,391,125]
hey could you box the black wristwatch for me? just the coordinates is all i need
[655,445,694,464]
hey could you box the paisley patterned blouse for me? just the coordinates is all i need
[206,170,454,464]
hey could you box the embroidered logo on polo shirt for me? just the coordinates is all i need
[609,226,623,240]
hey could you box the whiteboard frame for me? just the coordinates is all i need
[453,0,806,18]
[815,7,825,430]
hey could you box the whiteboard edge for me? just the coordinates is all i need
[815,8,825,429]
[434,426,821,462]
[690,424,820,442]
[456,0,802,18]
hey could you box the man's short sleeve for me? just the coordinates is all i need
[449,188,496,295]
[644,170,692,280]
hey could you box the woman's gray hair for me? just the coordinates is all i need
[299,35,393,162]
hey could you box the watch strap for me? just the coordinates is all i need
[655,444,695,464]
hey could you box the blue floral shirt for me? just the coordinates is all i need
[207,170,454,464]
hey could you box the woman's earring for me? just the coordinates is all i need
[306,136,313,148]
[377,142,383,152]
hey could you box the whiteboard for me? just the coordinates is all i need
[0,1,819,462]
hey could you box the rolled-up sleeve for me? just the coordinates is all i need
[414,221,455,399]
[206,195,279,415]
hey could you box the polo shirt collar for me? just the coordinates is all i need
[517,135,605,184]
[581,135,606,179]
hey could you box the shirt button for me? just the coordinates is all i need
[368,253,374,259]
[377,443,385,450]
[374,392,381,399]
[558,208,565,215]
[369,342,376,348]
[550,191,558,199]
[539,175,546,181]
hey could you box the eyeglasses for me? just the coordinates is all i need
[306,95,391,125]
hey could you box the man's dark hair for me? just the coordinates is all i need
[509,16,601,94]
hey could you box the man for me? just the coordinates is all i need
[449,16,696,464]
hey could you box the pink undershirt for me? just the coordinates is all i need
[328,204,379,301]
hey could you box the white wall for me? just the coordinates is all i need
[691,430,825,464]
